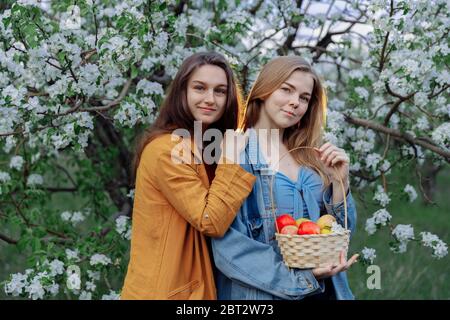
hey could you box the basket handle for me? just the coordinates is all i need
[269,146,348,233]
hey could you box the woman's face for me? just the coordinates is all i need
[187,64,228,127]
[260,70,314,129]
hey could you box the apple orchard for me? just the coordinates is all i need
[0,0,449,300]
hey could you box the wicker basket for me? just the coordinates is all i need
[270,146,350,269]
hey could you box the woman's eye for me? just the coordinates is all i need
[215,88,226,95]
[281,87,291,93]
[300,96,310,103]
[194,86,204,91]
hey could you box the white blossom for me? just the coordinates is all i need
[0,171,11,183]
[65,249,80,262]
[127,189,135,199]
[431,123,450,148]
[26,174,44,187]
[70,211,85,224]
[136,79,164,96]
[45,282,59,296]
[365,153,382,171]
[61,211,72,222]
[87,270,101,281]
[75,112,94,130]
[328,98,345,111]
[326,110,345,132]
[355,86,370,101]
[48,259,65,277]
[415,116,429,131]
[90,254,112,266]
[79,290,92,300]
[4,272,28,297]
[115,215,131,240]
[85,280,96,292]
[25,276,45,300]
[114,101,140,127]
[403,184,418,202]
[60,211,85,225]
[379,160,391,174]
[9,155,24,171]
[361,247,377,264]
[414,91,429,106]
[420,232,448,259]
[432,241,449,259]
[3,135,17,153]
[373,185,391,207]
[101,290,120,300]
[349,69,365,80]
[365,208,392,235]
[323,131,340,146]
[391,224,415,253]
[365,217,377,235]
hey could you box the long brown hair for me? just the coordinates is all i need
[241,56,331,189]
[133,52,241,177]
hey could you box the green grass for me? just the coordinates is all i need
[347,164,450,300]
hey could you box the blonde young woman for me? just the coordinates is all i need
[121,52,255,300]
[211,56,359,300]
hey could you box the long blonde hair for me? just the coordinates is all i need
[241,56,331,189]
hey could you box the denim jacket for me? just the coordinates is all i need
[211,130,357,300]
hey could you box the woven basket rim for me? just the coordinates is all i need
[275,230,350,239]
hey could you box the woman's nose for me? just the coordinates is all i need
[290,100,299,109]
[204,89,215,104]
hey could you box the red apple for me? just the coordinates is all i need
[276,214,296,232]
[297,221,321,235]
[280,225,298,235]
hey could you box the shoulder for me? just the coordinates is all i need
[141,133,185,159]
[141,133,196,169]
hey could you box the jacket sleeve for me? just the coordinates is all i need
[322,185,357,236]
[147,140,256,238]
[211,209,325,300]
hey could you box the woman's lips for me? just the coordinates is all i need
[198,106,216,113]
[282,110,296,117]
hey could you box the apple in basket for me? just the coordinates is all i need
[317,214,336,234]
[295,217,310,226]
[297,221,321,235]
[276,214,296,232]
[280,225,298,235]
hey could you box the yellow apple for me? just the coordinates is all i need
[317,214,336,230]
[295,218,310,227]
[320,228,332,234]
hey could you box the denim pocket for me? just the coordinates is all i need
[248,217,265,242]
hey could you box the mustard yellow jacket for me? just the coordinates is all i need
[121,134,256,299]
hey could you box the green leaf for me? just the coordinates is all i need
[131,64,139,78]
[32,238,41,251]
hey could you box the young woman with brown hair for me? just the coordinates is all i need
[121,52,256,300]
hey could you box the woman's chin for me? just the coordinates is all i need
[274,119,297,129]
[194,115,219,127]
